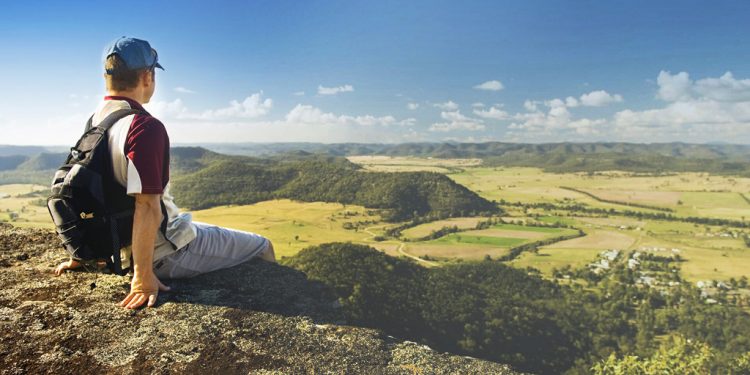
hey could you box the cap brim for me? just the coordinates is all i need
[155,62,165,70]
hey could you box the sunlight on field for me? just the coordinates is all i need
[451,167,750,220]
[190,199,384,258]
[348,155,482,173]
[0,184,52,228]
[546,229,635,249]
[404,242,512,260]
[578,188,682,206]
[401,217,485,239]
[405,223,576,261]
[512,248,604,275]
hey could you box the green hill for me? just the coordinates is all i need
[170,154,498,221]
[15,152,67,171]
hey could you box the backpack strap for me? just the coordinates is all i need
[84,114,94,133]
[93,108,144,133]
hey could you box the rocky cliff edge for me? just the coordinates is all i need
[0,224,521,374]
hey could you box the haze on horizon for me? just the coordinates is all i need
[1,1,749,146]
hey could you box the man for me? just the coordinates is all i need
[54,36,276,309]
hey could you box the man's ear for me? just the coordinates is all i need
[140,70,154,87]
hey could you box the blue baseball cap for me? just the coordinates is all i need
[103,36,164,74]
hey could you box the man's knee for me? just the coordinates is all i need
[259,240,276,263]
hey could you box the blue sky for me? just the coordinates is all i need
[2,1,750,145]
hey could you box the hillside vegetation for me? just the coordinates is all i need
[170,154,497,221]
[284,242,750,374]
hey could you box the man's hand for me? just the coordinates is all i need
[119,193,165,309]
[118,270,171,309]
[54,258,81,276]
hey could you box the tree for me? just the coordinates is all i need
[592,335,713,375]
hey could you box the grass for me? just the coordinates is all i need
[512,248,604,275]
[4,161,750,284]
[190,199,385,258]
[401,217,485,239]
[0,184,52,228]
[429,233,527,247]
[404,243,512,260]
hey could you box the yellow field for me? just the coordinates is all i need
[348,155,482,173]
[4,161,750,285]
[450,167,750,220]
[579,188,682,206]
[0,184,52,228]
[400,217,485,239]
[404,243,511,260]
[512,248,604,275]
[190,199,384,258]
[546,230,635,249]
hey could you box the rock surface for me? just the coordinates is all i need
[0,224,521,374]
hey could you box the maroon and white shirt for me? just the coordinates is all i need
[91,96,196,263]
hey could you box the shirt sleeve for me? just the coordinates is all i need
[124,115,170,195]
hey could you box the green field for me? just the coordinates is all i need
[4,160,750,284]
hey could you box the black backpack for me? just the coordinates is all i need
[47,108,146,276]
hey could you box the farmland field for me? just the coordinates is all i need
[400,217,485,239]
[347,155,482,173]
[0,184,52,228]
[190,199,383,258]
[3,158,750,285]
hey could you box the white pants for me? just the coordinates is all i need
[153,221,270,279]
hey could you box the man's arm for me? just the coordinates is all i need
[118,193,170,309]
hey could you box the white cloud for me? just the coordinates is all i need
[286,104,414,127]
[508,96,605,137]
[147,92,272,120]
[694,72,750,102]
[317,84,354,95]
[473,80,504,91]
[523,100,540,112]
[613,71,750,142]
[473,106,509,120]
[565,96,579,107]
[472,102,485,108]
[146,98,189,119]
[293,91,305,96]
[433,100,459,111]
[197,93,273,119]
[429,110,485,132]
[407,102,419,110]
[579,90,623,107]
[174,86,196,94]
[657,71,692,101]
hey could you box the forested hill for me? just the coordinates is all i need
[169,151,498,221]
[284,242,750,374]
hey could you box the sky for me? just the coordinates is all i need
[2,0,750,146]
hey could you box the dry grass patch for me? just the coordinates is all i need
[404,243,511,260]
[401,217,485,238]
[546,230,636,250]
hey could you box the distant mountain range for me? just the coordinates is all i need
[5,142,750,186]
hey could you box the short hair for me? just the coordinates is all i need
[104,54,153,91]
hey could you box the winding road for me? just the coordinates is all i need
[362,225,439,267]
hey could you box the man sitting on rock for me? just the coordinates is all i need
[53,36,276,309]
